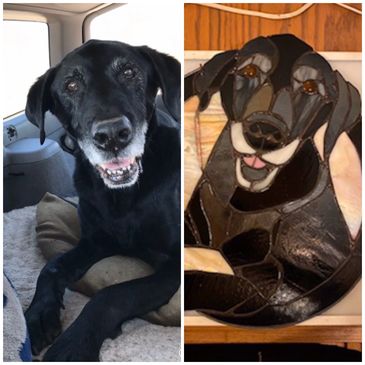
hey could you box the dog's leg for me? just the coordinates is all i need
[25,238,116,355]
[43,258,180,361]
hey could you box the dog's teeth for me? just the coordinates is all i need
[106,170,112,175]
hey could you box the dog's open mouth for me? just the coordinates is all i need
[97,157,141,187]
[243,155,267,170]
[239,154,271,182]
[235,153,279,192]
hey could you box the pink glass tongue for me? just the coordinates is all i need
[243,155,266,169]
[100,157,134,170]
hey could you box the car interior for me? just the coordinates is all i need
[3,3,181,362]
[3,2,178,212]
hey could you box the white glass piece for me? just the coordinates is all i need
[313,122,328,160]
[253,54,272,72]
[252,168,279,191]
[262,139,300,165]
[231,122,256,154]
[235,158,251,188]
[293,65,318,81]
[184,247,234,275]
[329,132,361,239]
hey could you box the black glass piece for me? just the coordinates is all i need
[222,229,270,266]
[184,34,361,327]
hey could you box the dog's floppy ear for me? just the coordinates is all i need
[185,50,238,112]
[324,71,361,159]
[139,46,181,122]
[26,68,56,145]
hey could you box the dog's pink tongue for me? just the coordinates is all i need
[101,157,134,170]
[243,155,266,169]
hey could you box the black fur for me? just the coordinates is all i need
[24,40,181,361]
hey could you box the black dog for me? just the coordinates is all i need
[25,40,181,361]
[185,34,361,326]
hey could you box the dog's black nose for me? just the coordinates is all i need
[92,116,132,151]
[245,120,285,151]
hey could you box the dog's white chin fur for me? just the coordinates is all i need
[78,122,147,189]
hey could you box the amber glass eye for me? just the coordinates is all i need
[240,64,258,78]
[302,79,318,95]
[66,80,79,92]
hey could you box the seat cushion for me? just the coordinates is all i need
[36,192,180,326]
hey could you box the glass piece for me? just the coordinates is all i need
[222,229,270,266]
[234,75,261,119]
[262,139,300,165]
[302,79,318,94]
[282,166,329,215]
[324,72,350,157]
[204,127,237,204]
[184,247,234,275]
[252,168,278,192]
[343,82,361,130]
[291,92,323,138]
[313,122,327,160]
[253,54,272,73]
[230,122,256,154]
[329,132,362,239]
[238,64,258,78]
[185,184,210,246]
[235,159,251,188]
[185,272,259,312]
[241,165,270,181]
[237,36,279,66]
[242,84,273,119]
[271,88,293,128]
[237,56,254,69]
[293,65,318,82]
[274,189,352,280]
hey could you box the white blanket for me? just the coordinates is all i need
[4,205,181,362]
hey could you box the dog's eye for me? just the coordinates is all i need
[65,80,79,93]
[302,80,318,95]
[122,67,136,79]
[240,64,259,78]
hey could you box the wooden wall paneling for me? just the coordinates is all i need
[184,3,362,51]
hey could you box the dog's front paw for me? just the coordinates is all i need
[43,326,101,362]
[25,300,62,355]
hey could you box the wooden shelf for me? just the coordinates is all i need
[185,315,361,344]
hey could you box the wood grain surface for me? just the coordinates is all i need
[184,3,362,51]
[185,325,362,344]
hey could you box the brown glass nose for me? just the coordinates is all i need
[245,120,285,151]
[92,117,132,152]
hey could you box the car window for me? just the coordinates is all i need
[88,3,181,60]
[3,20,49,119]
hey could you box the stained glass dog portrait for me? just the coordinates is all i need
[184,34,361,326]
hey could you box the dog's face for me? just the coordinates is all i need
[228,36,338,192]
[26,40,180,189]
[188,35,360,194]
